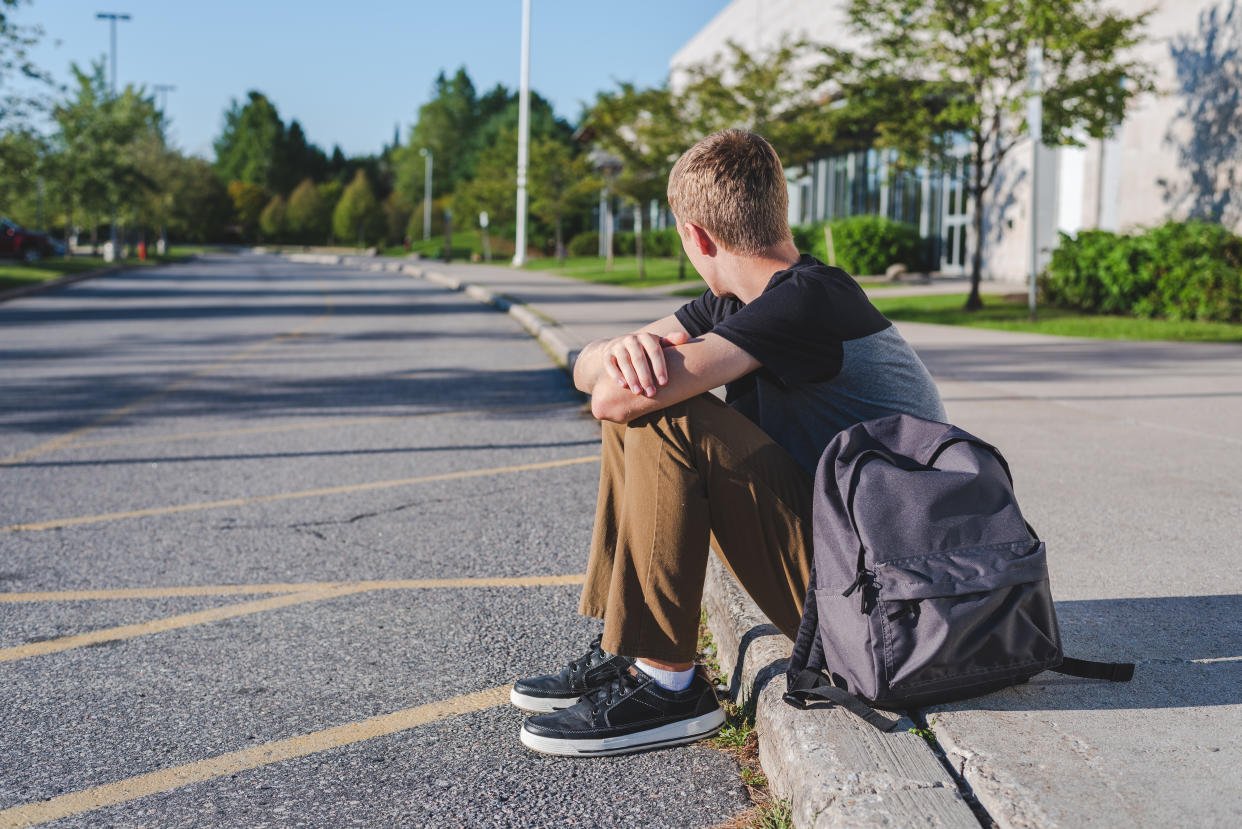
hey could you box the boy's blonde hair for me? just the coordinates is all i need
[667,129,791,255]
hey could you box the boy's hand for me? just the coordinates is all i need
[602,331,690,398]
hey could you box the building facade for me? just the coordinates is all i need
[671,0,1242,280]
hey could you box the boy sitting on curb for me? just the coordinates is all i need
[512,129,946,756]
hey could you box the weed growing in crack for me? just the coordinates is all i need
[908,715,940,747]
[699,613,789,829]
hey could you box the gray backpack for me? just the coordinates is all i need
[784,415,1132,730]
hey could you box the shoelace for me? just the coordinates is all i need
[566,635,606,679]
[585,661,640,714]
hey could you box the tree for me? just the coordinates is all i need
[214,91,286,191]
[46,62,161,245]
[827,0,1154,309]
[529,137,600,262]
[400,68,479,199]
[382,191,414,244]
[454,126,519,237]
[0,0,55,131]
[0,127,45,225]
[282,119,328,186]
[332,169,378,246]
[586,83,687,278]
[228,180,268,237]
[259,194,286,239]
[285,178,327,243]
[317,180,343,242]
[161,156,232,243]
[676,37,837,167]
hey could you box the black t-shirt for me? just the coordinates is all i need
[674,254,946,472]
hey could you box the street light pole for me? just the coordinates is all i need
[153,83,176,117]
[96,12,131,262]
[97,12,130,92]
[419,148,432,242]
[512,0,532,267]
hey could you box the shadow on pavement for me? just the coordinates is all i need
[918,340,1242,385]
[0,365,580,432]
[936,594,1242,713]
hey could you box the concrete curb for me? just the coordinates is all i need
[0,264,124,304]
[282,253,985,829]
[702,557,981,828]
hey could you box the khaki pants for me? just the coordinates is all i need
[578,394,814,662]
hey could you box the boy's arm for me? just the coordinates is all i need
[572,313,690,397]
[588,333,759,423]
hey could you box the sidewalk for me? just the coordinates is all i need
[297,253,1242,828]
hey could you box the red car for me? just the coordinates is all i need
[0,217,64,262]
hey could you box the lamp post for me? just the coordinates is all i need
[96,12,131,92]
[418,148,432,242]
[153,83,176,116]
[512,0,532,267]
[96,11,131,262]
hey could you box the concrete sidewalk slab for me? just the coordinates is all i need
[308,254,1242,829]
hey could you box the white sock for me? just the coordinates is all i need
[635,659,695,691]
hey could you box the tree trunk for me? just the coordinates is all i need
[965,184,985,310]
[555,218,565,263]
[634,204,645,280]
[965,149,986,311]
[604,194,614,273]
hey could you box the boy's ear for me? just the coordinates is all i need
[683,221,716,256]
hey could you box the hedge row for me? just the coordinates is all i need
[1044,221,1242,322]
[793,216,927,276]
[567,228,683,258]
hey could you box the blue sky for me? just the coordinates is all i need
[21,0,728,159]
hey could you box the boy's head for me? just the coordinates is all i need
[667,129,791,256]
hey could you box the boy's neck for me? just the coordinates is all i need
[718,240,801,304]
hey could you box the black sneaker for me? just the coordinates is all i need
[509,635,632,713]
[519,663,725,756]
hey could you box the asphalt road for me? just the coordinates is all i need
[0,254,750,828]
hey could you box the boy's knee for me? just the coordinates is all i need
[627,393,724,429]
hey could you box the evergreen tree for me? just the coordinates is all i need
[259,194,287,239]
[332,170,379,245]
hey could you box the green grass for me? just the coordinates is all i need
[870,292,1242,343]
[752,800,794,829]
[0,248,201,293]
[521,255,707,289]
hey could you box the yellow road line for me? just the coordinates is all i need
[61,402,573,451]
[0,684,510,829]
[0,573,586,603]
[0,311,333,469]
[0,585,371,663]
[0,454,600,533]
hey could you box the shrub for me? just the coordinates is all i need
[810,216,924,276]
[790,222,824,254]
[612,231,636,256]
[567,231,599,257]
[643,228,680,258]
[1044,221,1242,322]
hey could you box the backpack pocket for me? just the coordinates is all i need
[871,540,1062,704]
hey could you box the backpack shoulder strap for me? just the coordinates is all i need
[786,577,824,681]
[1054,656,1134,682]
[783,669,902,732]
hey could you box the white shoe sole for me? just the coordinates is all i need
[509,687,580,713]
[519,708,726,757]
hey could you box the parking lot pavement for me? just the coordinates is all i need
[0,255,750,828]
